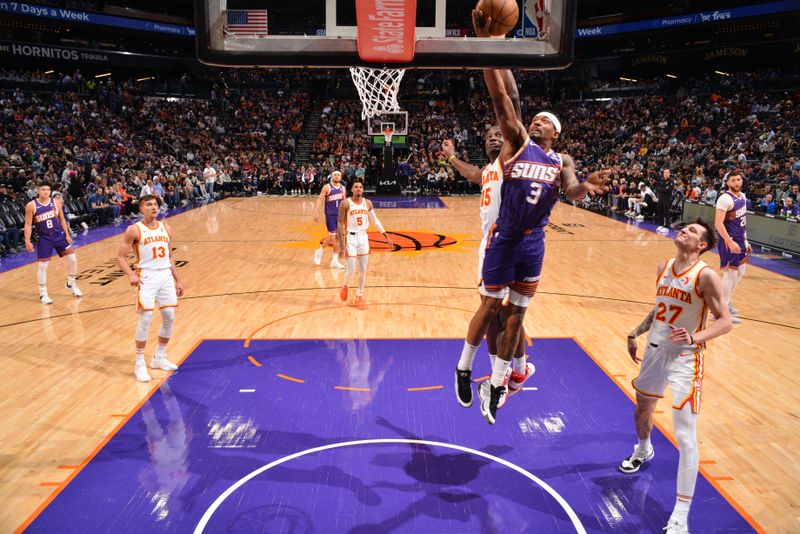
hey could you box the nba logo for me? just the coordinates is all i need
[517,0,546,38]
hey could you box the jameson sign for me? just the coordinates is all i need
[0,40,180,68]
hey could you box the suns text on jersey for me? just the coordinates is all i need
[508,162,559,183]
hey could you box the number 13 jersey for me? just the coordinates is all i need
[498,138,562,236]
[135,221,171,270]
[648,258,710,349]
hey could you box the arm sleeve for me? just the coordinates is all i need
[715,193,734,211]
[369,209,386,234]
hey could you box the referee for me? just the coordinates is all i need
[656,168,675,229]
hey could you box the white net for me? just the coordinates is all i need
[349,67,406,120]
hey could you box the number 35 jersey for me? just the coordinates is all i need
[134,221,171,270]
[480,158,503,236]
[648,258,710,350]
[498,138,563,237]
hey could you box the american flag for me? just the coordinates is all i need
[226,9,269,36]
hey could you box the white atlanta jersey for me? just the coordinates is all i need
[479,157,503,236]
[346,197,370,232]
[647,258,710,350]
[135,221,171,270]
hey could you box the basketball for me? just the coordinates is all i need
[475,0,519,37]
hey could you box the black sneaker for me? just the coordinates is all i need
[478,381,507,425]
[455,368,473,408]
[618,445,655,474]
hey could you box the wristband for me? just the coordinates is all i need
[448,155,456,162]
[627,335,635,339]
[689,334,695,345]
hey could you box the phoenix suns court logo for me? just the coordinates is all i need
[321,231,457,252]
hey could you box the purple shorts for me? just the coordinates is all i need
[481,228,544,297]
[37,233,72,260]
[717,234,748,269]
[326,213,338,233]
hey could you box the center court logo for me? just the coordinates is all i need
[324,231,457,252]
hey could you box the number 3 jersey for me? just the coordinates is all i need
[498,138,563,236]
[648,258,710,350]
[134,221,171,270]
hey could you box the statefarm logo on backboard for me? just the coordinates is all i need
[322,231,457,252]
[355,0,416,63]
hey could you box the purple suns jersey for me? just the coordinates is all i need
[34,199,64,237]
[497,138,563,236]
[325,183,344,219]
[718,191,747,241]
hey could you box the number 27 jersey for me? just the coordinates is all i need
[135,221,171,270]
[648,258,709,349]
[498,138,562,236]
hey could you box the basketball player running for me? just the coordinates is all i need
[116,195,185,382]
[444,124,532,409]
[621,218,732,534]
[24,182,82,304]
[473,10,610,424]
[714,171,750,324]
[337,178,392,309]
[314,170,346,269]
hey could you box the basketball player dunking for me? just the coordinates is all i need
[714,170,750,324]
[116,195,185,382]
[337,178,392,309]
[621,218,732,534]
[444,124,532,409]
[314,170,346,269]
[24,181,82,304]
[473,7,610,425]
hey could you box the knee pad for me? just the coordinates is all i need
[159,307,175,339]
[135,310,154,342]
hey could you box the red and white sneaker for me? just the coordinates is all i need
[340,285,348,302]
[355,296,365,310]
[507,362,536,397]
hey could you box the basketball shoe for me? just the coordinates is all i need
[663,519,690,534]
[507,362,535,397]
[355,296,365,309]
[455,368,473,408]
[618,444,655,473]
[135,362,151,382]
[478,381,507,425]
[151,355,178,371]
[331,256,345,269]
[66,282,82,297]
[340,285,348,302]
[40,292,53,305]
[313,247,323,265]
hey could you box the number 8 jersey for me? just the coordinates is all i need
[134,221,171,270]
[648,258,710,349]
[498,138,563,236]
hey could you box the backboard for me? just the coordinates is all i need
[195,0,576,69]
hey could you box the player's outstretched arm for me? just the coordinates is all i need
[499,69,522,123]
[23,201,34,252]
[482,68,527,156]
[442,140,482,184]
[560,154,611,201]
[670,269,732,346]
[116,225,140,288]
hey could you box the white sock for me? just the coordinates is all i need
[155,343,168,359]
[357,255,368,297]
[345,257,356,283]
[457,342,479,371]
[488,353,497,368]
[721,270,737,306]
[671,496,692,524]
[513,355,526,375]
[66,254,77,286]
[490,357,510,388]
[37,262,48,293]
[637,437,652,454]
[135,348,145,365]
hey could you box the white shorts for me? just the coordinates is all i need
[136,269,178,312]
[632,343,704,414]
[346,231,369,257]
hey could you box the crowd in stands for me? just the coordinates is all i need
[1,67,799,256]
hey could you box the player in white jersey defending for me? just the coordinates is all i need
[443,123,533,409]
[117,195,185,382]
[621,218,732,534]
[337,178,392,309]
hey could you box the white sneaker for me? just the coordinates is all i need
[507,362,536,397]
[635,214,645,221]
[663,518,690,534]
[330,257,346,269]
[135,362,152,382]
[618,444,655,473]
[313,247,323,266]
[731,315,742,324]
[66,283,82,297]
[151,356,178,371]
[728,304,739,315]
[40,293,53,305]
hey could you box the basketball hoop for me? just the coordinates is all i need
[349,67,405,120]
[382,126,394,146]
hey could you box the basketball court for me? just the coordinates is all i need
[2,197,798,532]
